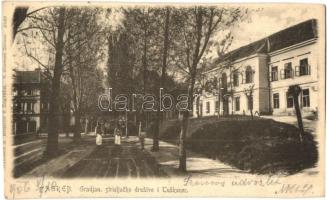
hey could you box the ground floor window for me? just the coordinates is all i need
[28,121,37,132]
[15,120,37,134]
[287,92,294,108]
[206,102,210,113]
[302,89,310,107]
[273,93,279,109]
[235,97,240,111]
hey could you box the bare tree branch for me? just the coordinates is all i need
[22,37,48,69]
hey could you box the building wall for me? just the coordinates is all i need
[195,53,270,116]
[13,85,42,134]
[192,40,318,117]
[269,40,318,115]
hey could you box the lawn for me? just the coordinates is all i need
[155,116,318,175]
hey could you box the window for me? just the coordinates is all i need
[248,96,253,110]
[21,103,24,112]
[14,103,21,113]
[26,89,33,96]
[271,66,278,81]
[287,92,294,108]
[26,102,35,113]
[28,121,37,132]
[235,97,240,111]
[215,101,219,112]
[245,66,253,83]
[233,72,239,87]
[302,89,310,107]
[221,73,227,89]
[273,93,279,109]
[284,62,293,79]
[206,102,210,113]
[26,102,32,112]
[299,58,310,76]
[42,103,48,111]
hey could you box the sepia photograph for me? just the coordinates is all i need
[2,1,325,198]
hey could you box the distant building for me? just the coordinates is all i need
[13,69,50,136]
[193,19,319,117]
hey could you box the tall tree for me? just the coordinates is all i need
[172,7,247,171]
[17,7,106,156]
[18,7,68,156]
[46,7,66,157]
[64,8,105,141]
[109,8,162,128]
[152,8,171,151]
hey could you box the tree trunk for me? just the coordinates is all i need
[179,110,189,172]
[293,95,304,141]
[290,86,304,142]
[250,109,253,120]
[179,73,196,172]
[196,97,201,118]
[45,8,66,158]
[84,118,89,135]
[65,113,70,138]
[74,111,81,141]
[153,9,170,152]
[141,9,148,136]
[13,7,28,39]
[125,111,128,137]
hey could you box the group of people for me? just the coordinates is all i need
[95,120,146,150]
[95,120,124,146]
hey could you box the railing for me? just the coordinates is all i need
[279,65,311,80]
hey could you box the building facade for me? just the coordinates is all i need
[13,69,50,135]
[193,19,319,117]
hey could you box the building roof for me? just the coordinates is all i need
[268,18,317,52]
[209,19,318,70]
[14,70,41,84]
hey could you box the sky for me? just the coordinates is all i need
[13,4,317,71]
[229,5,314,51]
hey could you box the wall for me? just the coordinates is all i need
[269,40,318,115]
[195,53,270,116]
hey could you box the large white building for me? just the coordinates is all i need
[193,19,319,117]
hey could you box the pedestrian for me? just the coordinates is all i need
[138,122,146,150]
[95,121,102,146]
[114,121,123,145]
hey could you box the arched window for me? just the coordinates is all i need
[221,73,227,89]
[245,66,253,83]
[233,71,239,87]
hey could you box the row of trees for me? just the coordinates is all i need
[105,7,248,171]
[14,6,248,171]
[15,7,106,156]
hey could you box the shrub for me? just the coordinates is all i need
[160,121,181,141]
[187,119,318,175]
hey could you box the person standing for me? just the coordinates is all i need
[138,122,146,150]
[114,121,123,145]
[95,121,103,146]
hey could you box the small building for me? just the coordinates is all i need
[193,19,319,117]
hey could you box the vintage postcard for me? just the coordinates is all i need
[2,1,325,199]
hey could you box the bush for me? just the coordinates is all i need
[187,119,318,175]
[160,121,181,141]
